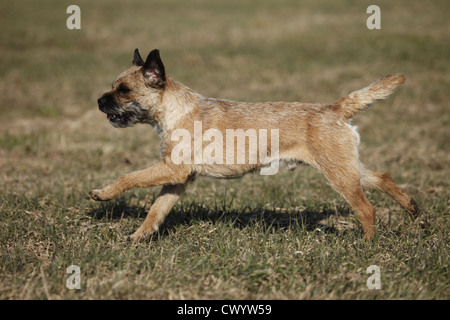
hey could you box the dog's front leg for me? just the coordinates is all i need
[89,162,191,201]
[129,182,190,241]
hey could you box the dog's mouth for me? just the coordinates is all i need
[106,113,121,123]
[103,111,128,128]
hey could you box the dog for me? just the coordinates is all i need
[90,48,420,241]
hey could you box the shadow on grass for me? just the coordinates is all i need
[87,196,354,239]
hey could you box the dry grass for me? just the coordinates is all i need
[0,0,449,299]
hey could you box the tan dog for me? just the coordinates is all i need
[90,49,419,241]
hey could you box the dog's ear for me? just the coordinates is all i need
[142,49,166,88]
[132,48,144,67]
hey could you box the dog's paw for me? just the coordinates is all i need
[89,189,110,201]
[128,231,147,242]
[128,228,155,242]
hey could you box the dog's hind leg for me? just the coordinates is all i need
[360,166,420,219]
[306,124,376,238]
[319,164,377,239]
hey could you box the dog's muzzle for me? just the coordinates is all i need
[96,95,148,128]
[97,95,125,127]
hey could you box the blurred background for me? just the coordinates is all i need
[0,0,448,299]
[1,0,448,206]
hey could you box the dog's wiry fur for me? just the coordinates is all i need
[90,49,420,241]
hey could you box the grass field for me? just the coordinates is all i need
[0,0,449,299]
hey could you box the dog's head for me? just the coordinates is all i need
[97,49,166,128]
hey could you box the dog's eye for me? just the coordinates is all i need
[117,86,131,94]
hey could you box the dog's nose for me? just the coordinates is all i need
[97,97,104,108]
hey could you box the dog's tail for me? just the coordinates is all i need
[335,74,405,120]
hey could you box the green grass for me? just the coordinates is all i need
[0,0,449,299]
